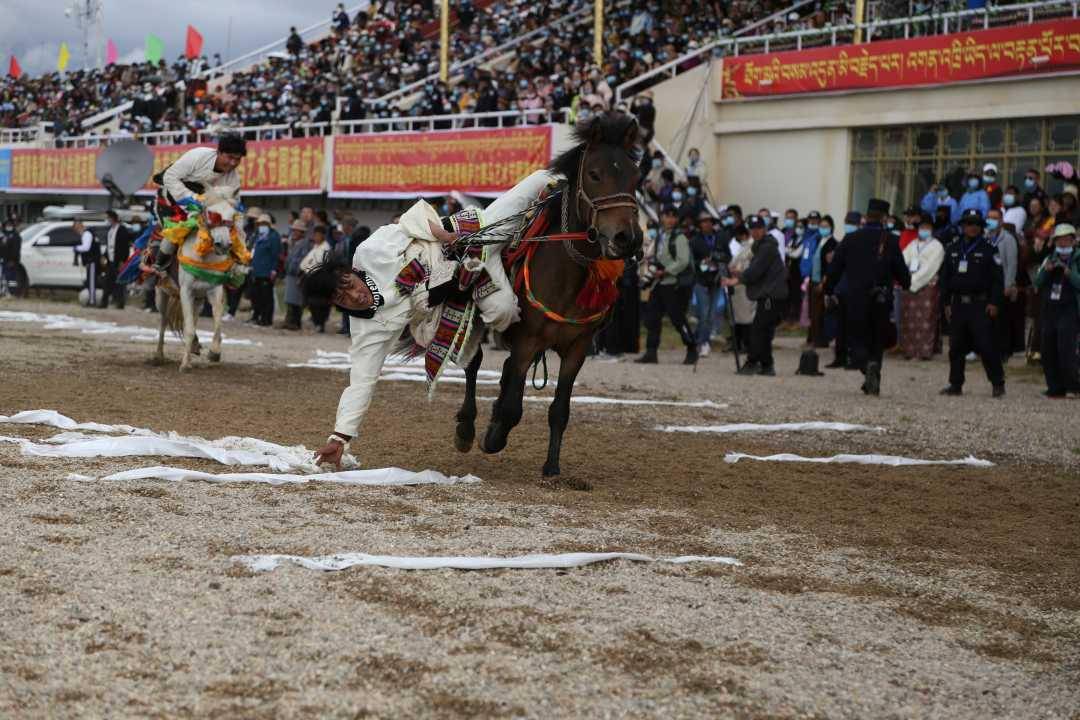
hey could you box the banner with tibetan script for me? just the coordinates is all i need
[7,147,101,192]
[330,126,553,198]
[3,137,324,194]
[721,19,1080,99]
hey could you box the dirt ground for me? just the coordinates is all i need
[1,298,1078,719]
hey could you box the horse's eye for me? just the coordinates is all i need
[588,169,602,183]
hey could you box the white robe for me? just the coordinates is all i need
[334,169,557,439]
[902,239,945,294]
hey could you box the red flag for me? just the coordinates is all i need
[8,55,21,79]
[185,25,203,60]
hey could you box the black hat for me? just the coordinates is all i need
[960,208,985,226]
[867,198,890,214]
[746,215,766,229]
[796,348,825,376]
[217,133,247,157]
[660,204,678,216]
[806,210,822,220]
[904,205,921,216]
[844,211,862,225]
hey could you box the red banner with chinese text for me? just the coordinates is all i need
[330,126,553,198]
[6,136,324,194]
[721,19,1080,99]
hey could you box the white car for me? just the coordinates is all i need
[14,220,112,292]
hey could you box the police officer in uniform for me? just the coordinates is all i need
[939,208,1006,398]
[824,198,910,395]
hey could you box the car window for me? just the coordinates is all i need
[19,222,49,239]
[39,227,80,247]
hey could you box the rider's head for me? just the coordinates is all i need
[302,258,377,317]
[215,133,247,174]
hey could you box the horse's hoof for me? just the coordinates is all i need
[454,427,474,453]
[208,351,221,363]
[542,462,560,478]
[178,363,191,373]
[479,431,505,455]
[539,474,592,492]
[148,355,166,367]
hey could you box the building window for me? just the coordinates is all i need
[850,116,1080,213]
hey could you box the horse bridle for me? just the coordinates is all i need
[573,144,639,258]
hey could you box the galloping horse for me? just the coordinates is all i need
[454,113,643,479]
[152,186,250,371]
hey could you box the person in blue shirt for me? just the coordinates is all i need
[958,170,991,221]
[921,180,960,226]
[249,214,282,326]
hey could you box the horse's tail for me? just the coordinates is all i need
[156,276,185,339]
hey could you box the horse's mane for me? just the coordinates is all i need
[548,112,640,182]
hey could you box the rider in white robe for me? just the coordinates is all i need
[317,169,555,465]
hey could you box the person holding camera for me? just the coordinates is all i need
[939,209,1006,398]
[824,198,911,396]
[722,215,787,376]
[636,205,697,365]
[1032,224,1080,397]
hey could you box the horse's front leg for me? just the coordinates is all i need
[543,335,590,478]
[455,347,483,453]
[208,285,225,362]
[480,339,541,455]
[179,283,197,372]
[153,289,167,365]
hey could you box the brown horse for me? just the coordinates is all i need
[454,113,644,479]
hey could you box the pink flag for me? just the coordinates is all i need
[106,39,118,65]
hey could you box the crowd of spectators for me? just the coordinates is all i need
[4,0,833,137]
[616,160,1080,397]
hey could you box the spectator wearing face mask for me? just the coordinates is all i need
[690,211,728,358]
[719,205,743,258]
[1032,224,1080,397]
[781,209,802,324]
[808,215,836,349]
[922,180,960,226]
[685,148,706,181]
[958,171,991,221]
[654,169,676,205]
[725,223,755,355]
[982,163,1003,209]
[985,207,1019,363]
[900,214,945,361]
[722,215,788,376]
[799,211,823,337]
[681,178,706,221]
[631,92,656,146]
[899,207,921,250]
[637,206,697,365]
[1002,185,1027,235]
[668,185,687,217]
[0,218,21,297]
[249,214,281,327]
[1022,168,1047,209]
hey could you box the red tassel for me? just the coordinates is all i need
[576,261,623,311]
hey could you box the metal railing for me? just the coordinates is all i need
[45,109,567,149]
[198,1,372,80]
[334,108,569,134]
[615,0,1079,103]
[0,123,53,146]
[79,101,134,131]
[373,2,593,107]
[614,0,817,103]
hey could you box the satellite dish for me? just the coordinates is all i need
[95,140,154,199]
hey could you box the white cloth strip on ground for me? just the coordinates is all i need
[480,396,728,409]
[99,465,480,487]
[0,409,147,435]
[0,310,258,346]
[235,551,743,573]
[724,452,992,467]
[657,422,883,434]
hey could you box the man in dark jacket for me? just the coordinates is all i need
[249,214,282,326]
[0,217,21,297]
[102,210,134,308]
[723,215,788,375]
[825,198,911,395]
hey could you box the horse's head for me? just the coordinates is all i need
[201,186,240,255]
[554,112,644,260]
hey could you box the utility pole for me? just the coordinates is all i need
[854,0,866,44]
[439,0,449,82]
[65,0,105,69]
[594,0,604,67]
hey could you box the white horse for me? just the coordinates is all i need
[153,187,248,372]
